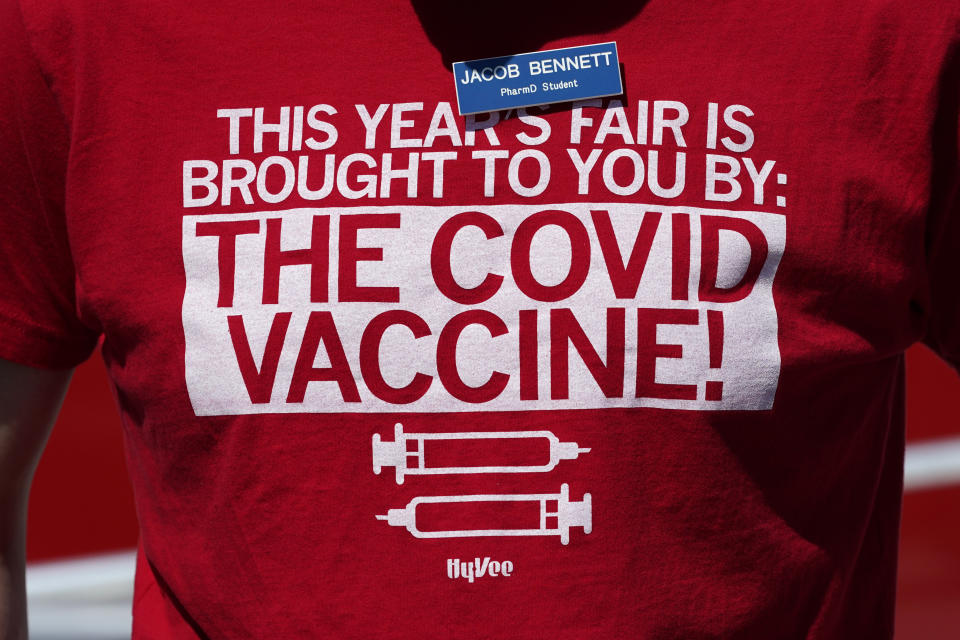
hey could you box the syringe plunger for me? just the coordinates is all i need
[375,508,413,528]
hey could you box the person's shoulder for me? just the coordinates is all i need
[801,0,960,29]
[854,0,960,28]
[822,0,960,63]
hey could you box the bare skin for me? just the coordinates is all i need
[0,359,72,640]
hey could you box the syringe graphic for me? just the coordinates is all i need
[375,483,592,545]
[372,423,590,484]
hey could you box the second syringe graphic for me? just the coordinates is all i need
[377,483,592,545]
[372,423,590,484]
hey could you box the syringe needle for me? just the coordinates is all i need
[375,514,388,520]
[578,447,591,453]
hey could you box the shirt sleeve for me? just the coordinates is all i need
[0,0,99,369]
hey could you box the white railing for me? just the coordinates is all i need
[27,550,134,639]
[903,435,960,491]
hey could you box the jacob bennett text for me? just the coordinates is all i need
[501,79,581,96]
[459,51,614,85]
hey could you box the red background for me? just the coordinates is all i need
[26,345,960,637]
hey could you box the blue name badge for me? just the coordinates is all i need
[452,42,622,115]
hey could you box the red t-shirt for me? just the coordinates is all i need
[2,1,959,638]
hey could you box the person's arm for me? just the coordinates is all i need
[0,359,72,640]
